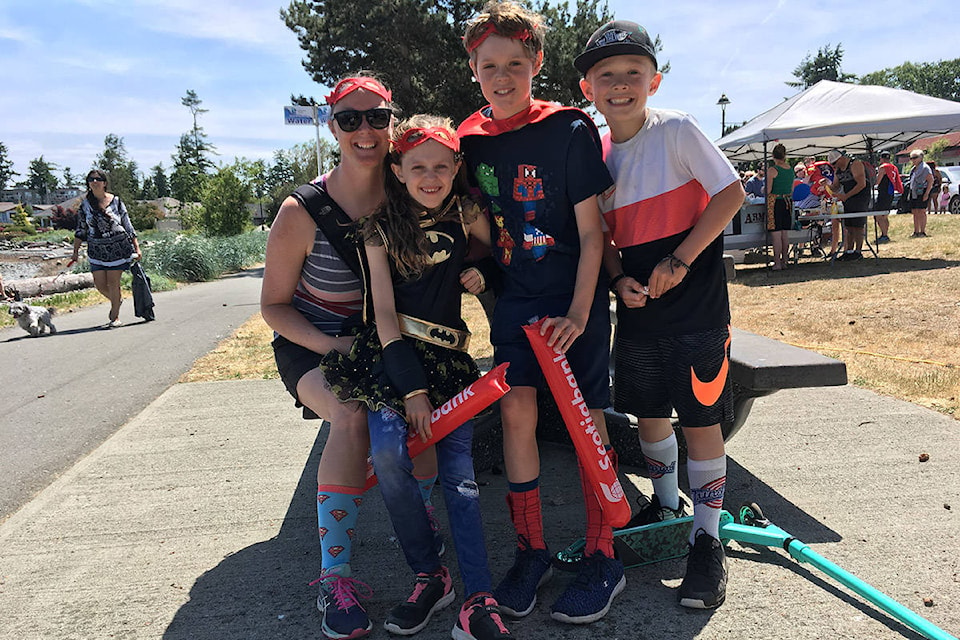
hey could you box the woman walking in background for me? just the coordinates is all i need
[71,169,141,328]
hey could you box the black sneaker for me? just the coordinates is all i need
[876,235,890,244]
[623,494,688,530]
[678,529,727,609]
[383,566,455,635]
[452,592,514,640]
[492,538,553,618]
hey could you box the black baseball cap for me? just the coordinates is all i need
[574,20,658,75]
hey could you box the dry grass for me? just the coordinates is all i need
[178,312,280,383]
[182,213,960,417]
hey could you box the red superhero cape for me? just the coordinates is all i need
[457,99,602,144]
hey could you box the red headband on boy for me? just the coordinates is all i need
[325,77,392,105]
[393,127,460,155]
[464,23,532,54]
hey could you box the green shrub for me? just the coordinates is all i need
[141,231,266,282]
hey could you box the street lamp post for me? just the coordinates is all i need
[717,94,731,135]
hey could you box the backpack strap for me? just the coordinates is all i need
[291,182,363,278]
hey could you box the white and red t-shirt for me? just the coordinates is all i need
[599,108,739,337]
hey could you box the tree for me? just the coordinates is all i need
[262,140,338,222]
[787,44,856,90]
[282,0,614,122]
[0,142,19,191]
[61,167,79,188]
[25,156,58,202]
[201,166,252,236]
[859,59,960,102]
[171,91,216,203]
[151,163,171,198]
[95,134,139,203]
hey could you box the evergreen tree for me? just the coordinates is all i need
[94,134,140,203]
[0,142,19,191]
[170,90,216,203]
[61,167,79,188]
[282,0,613,122]
[151,163,171,198]
[25,156,59,202]
[788,44,856,90]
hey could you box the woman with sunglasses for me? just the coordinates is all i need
[262,74,437,640]
[71,169,141,328]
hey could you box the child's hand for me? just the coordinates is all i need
[459,267,484,294]
[404,393,434,442]
[614,276,648,308]
[540,314,585,354]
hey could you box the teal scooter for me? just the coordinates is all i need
[557,500,957,640]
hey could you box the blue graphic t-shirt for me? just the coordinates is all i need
[459,108,613,298]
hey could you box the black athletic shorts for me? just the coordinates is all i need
[613,327,733,428]
[273,334,325,420]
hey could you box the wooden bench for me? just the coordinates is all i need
[472,327,848,470]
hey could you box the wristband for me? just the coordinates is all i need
[381,338,429,398]
[608,273,627,293]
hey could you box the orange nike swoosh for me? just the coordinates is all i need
[690,328,732,407]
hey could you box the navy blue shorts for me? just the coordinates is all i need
[90,261,130,272]
[491,287,611,409]
[613,327,733,428]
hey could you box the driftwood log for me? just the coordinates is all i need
[5,273,95,299]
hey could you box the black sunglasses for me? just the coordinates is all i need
[86,177,106,183]
[332,108,392,132]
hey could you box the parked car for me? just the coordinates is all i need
[937,165,960,214]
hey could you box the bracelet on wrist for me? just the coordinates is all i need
[403,389,428,401]
[661,253,691,274]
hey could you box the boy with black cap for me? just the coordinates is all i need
[576,20,745,609]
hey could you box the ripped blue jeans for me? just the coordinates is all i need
[368,407,492,596]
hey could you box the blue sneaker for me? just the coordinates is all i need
[311,571,373,639]
[492,539,553,618]
[549,552,626,624]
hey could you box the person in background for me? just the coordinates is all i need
[766,143,794,271]
[906,149,933,237]
[744,168,765,198]
[939,184,951,213]
[927,160,942,214]
[874,150,902,243]
[826,149,870,261]
[71,169,142,328]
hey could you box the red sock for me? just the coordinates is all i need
[506,486,545,550]
[578,457,614,558]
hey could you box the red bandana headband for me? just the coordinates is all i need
[393,127,460,155]
[464,22,532,54]
[325,77,392,105]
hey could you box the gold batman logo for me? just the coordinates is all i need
[426,230,455,264]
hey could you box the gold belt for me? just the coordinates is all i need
[397,314,470,352]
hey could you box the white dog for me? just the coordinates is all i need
[7,301,57,337]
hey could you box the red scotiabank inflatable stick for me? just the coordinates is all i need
[364,363,511,491]
[522,318,631,527]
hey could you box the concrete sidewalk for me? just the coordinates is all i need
[0,380,957,639]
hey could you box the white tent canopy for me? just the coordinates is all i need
[716,80,960,162]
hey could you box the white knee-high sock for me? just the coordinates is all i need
[639,433,680,510]
[687,455,726,544]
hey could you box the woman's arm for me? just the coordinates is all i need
[260,196,350,355]
[766,165,777,196]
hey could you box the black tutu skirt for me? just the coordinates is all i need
[319,323,480,415]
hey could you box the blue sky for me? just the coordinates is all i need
[1,0,955,183]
